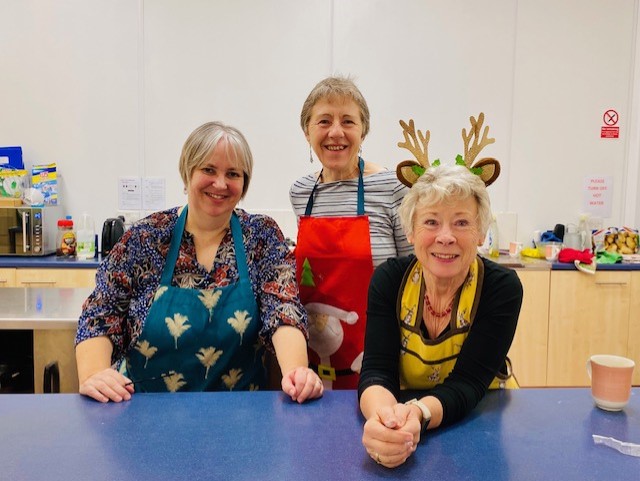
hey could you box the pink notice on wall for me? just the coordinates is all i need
[600,109,619,139]
[583,176,613,218]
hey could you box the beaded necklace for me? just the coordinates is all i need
[424,294,453,318]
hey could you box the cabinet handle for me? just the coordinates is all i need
[21,281,57,286]
[594,281,628,286]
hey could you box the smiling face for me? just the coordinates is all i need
[187,139,244,221]
[408,196,483,286]
[305,97,364,179]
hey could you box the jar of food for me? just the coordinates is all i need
[56,219,76,257]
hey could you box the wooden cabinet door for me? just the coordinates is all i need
[629,272,640,386]
[33,329,79,394]
[16,268,96,288]
[508,270,550,387]
[547,271,631,386]
[0,268,16,287]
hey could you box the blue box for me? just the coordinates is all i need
[0,146,24,170]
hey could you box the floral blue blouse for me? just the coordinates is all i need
[75,207,308,365]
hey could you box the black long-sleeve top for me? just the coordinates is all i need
[358,255,523,428]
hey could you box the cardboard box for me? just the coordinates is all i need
[0,198,22,207]
[31,163,58,205]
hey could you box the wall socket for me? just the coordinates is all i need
[117,210,142,227]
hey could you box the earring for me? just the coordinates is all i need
[358,145,363,157]
[183,187,187,195]
[309,145,314,164]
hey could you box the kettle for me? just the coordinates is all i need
[101,216,125,256]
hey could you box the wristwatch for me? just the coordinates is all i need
[405,398,431,432]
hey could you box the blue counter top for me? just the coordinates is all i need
[2,255,639,270]
[552,261,640,271]
[0,254,102,268]
[1,389,639,481]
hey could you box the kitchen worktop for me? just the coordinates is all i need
[1,253,639,270]
[0,255,101,268]
[0,287,91,329]
[485,253,640,271]
[1,389,639,481]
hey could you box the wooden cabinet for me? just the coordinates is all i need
[547,271,632,386]
[0,268,16,287]
[15,268,96,288]
[628,272,640,385]
[33,330,79,394]
[0,266,96,393]
[508,270,550,387]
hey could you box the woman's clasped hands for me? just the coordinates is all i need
[362,403,422,468]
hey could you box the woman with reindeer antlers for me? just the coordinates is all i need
[289,77,412,390]
[359,114,523,468]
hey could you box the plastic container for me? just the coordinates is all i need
[486,216,500,258]
[56,218,76,257]
[578,213,591,251]
[76,213,96,259]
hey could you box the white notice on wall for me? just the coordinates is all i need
[142,177,166,211]
[118,177,142,210]
[583,175,613,218]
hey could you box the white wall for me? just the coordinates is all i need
[1,0,638,244]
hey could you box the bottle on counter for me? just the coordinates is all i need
[56,217,76,257]
[480,215,500,258]
[76,213,96,260]
[487,216,500,257]
[578,213,591,252]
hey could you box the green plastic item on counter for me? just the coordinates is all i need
[595,250,622,264]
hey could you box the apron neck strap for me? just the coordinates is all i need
[304,157,365,216]
[161,207,247,284]
[229,212,249,280]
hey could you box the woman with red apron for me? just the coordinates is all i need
[291,77,411,389]
[296,158,374,389]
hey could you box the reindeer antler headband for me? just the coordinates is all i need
[396,112,501,187]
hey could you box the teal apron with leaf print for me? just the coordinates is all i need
[125,206,266,392]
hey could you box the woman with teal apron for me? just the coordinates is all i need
[126,207,265,392]
[76,122,323,403]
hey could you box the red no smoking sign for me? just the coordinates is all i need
[601,109,619,138]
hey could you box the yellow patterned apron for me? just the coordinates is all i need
[398,257,517,390]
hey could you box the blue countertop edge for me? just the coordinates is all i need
[551,261,640,271]
[0,254,102,268]
[2,255,639,270]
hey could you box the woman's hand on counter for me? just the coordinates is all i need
[281,366,324,403]
[79,367,135,403]
[76,336,133,403]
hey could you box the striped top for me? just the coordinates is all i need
[289,169,413,267]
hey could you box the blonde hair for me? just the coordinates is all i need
[178,121,253,198]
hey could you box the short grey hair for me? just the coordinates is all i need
[178,121,253,198]
[398,165,492,238]
[300,76,370,138]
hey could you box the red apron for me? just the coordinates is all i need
[295,159,374,389]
